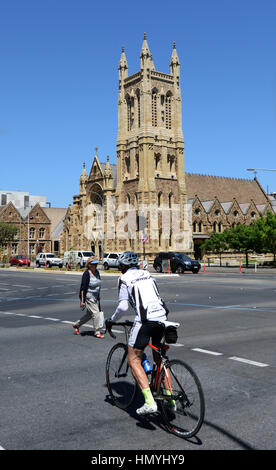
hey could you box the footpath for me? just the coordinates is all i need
[1,264,276,276]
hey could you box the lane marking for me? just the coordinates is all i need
[0,310,271,368]
[229,356,269,367]
[192,348,223,356]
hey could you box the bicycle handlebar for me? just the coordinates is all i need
[105,320,134,339]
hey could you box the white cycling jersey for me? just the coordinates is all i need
[111,267,167,323]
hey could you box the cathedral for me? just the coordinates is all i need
[60,35,274,260]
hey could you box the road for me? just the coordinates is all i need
[0,268,275,451]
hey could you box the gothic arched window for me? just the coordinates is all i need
[152,89,157,127]
[165,92,172,129]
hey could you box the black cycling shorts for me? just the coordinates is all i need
[129,320,164,350]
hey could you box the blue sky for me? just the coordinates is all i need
[1,0,276,207]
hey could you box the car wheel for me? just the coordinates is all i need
[36,262,39,267]
[176,265,184,274]
[47,262,51,268]
[192,269,199,274]
[104,263,109,270]
[59,264,63,269]
[155,264,162,273]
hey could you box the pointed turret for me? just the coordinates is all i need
[80,162,88,195]
[140,33,155,71]
[170,41,180,76]
[118,45,128,83]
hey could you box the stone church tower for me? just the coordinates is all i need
[114,34,191,255]
[60,35,193,259]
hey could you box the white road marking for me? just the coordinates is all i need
[229,356,269,367]
[0,310,271,368]
[192,348,223,356]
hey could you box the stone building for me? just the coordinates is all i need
[61,36,191,259]
[0,202,66,260]
[60,35,274,261]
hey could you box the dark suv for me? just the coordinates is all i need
[153,252,201,274]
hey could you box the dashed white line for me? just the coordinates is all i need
[45,317,60,321]
[192,348,223,356]
[229,356,269,367]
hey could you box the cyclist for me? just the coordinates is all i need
[106,251,169,415]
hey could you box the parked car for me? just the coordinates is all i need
[36,253,63,268]
[153,252,201,274]
[63,250,95,269]
[10,255,30,267]
[103,252,122,270]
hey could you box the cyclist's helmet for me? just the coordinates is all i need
[118,251,140,268]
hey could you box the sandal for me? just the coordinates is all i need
[94,332,104,339]
[72,323,79,335]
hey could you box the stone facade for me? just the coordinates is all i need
[61,36,192,259]
[60,35,275,261]
[0,202,66,260]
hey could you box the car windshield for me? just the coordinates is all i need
[47,255,55,258]
[82,252,94,256]
[174,253,192,261]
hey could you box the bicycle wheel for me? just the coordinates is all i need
[106,343,138,410]
[158,359,205,438]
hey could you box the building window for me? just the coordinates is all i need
[213,222,217,232]
[251,211,256,219]
[29,228,35,239]
[159,229,162,247]
[1,194,7,205]
[165,93,172,129]
[39,228,45,239]
[218,222,222,232]
[12,243,17,254]
[136,90,141,128]
[193,222,197,232]
[198,222,202,233]
[168,193,173,209]
[152,90,157,127]
[158,192,162,207]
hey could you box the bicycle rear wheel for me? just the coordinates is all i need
[106,343,138,409]
[158,359,205,438]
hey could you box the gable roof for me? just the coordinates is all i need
[185,173,269,205]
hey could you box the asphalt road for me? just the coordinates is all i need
[0,268,276,452]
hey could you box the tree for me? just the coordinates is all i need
[0,222,18,246]
[254,211,276,262]
[223,224,259,267]
[201,232,228,266]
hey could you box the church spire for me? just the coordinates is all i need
[118,45,128,82]
[170,41,180,75]
[140,32,155,71]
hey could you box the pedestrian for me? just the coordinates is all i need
[72,256,104,338]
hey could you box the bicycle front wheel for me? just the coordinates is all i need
[106,343,138,410]
[158,359,205,439]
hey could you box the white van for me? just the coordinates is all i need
[63,250,95,269]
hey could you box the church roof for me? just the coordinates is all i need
[185,173,269,205]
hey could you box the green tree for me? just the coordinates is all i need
[254,211,276,263]
[0,222,18,246]
[201,232,228,266]
[223,224,260,267]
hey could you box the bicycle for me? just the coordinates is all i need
[105,320,205,439]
